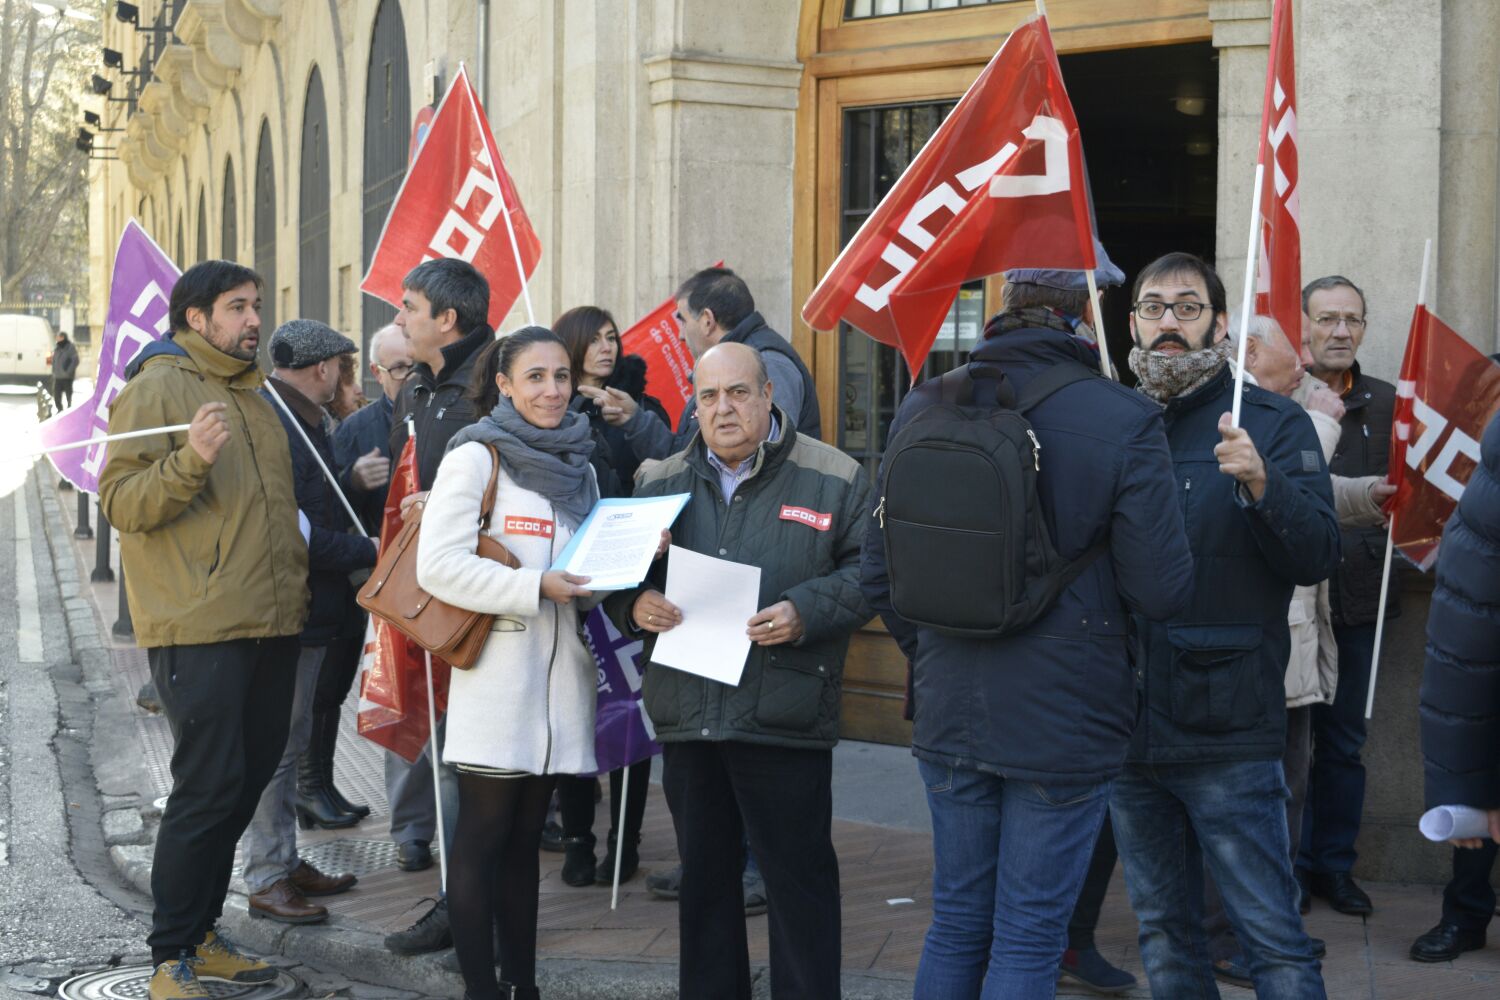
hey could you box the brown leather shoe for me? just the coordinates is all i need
[248,879,328,924]
[288,859,357,897]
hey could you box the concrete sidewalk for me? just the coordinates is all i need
[46,478,1500,999]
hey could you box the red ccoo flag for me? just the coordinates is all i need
[361,66,541,331]
[801,13,1097,377]
[357,436,450,762]
[1386,305,1500,570]
[1253,0,1303,352]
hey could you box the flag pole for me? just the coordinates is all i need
[1365,237,1432,720]
[461,65,536,329]
[22,423,192,458]
[1231,163,1265,429]
[424,649,449,892]
[610,766,630,910]
[1084,268,1115,381]
[264,381,369,538]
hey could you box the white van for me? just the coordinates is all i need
[0,314,56,385]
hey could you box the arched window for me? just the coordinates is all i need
[254,119,277,364]
[222,159,238,259]
[362,0,411,388]
[196,188,208,262]
[300,67,332,324]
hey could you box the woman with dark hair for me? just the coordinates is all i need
[416,327,601,1000]
[549,306,668,888]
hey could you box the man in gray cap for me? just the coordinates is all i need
[860,250,1195,995]
[240,319,378,924]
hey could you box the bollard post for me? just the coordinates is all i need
[113,564,134,638]
[73,490,93,539]
[92,504,115,583]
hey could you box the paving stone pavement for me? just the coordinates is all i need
[44,475,1500,999]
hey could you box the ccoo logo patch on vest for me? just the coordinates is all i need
[779,505,832,531]
[504,516,555,538]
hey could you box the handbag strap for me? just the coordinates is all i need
[478,443,501,529]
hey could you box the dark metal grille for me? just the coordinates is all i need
[361,0,411,387]
[299,67,332,324]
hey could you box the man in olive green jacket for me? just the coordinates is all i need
[100,261,309,1000]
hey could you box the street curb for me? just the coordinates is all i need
[40,484,916,1000]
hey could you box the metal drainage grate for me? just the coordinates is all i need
[58,966,301,1000]
[294,837,407,877]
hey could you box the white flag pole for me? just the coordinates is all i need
[1231,163,1265,429]
[264,380,369,538]
[1084,269,1115,381]
[21,423,192,459]
[461,66,535,328]
[1365,237,1432,720]
[610,767,630,910]
[424,649,449,892]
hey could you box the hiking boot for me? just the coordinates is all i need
[385,897,452,954]
[148,957,207,1000]
[192,929,276,983]
[1058,947,1137,994]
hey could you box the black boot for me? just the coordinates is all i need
[595,831,640,885]
[561,834,597,887]
[295,713,359,831]
[318,707,370,818]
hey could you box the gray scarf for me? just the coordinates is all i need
[1128,338,1234,405]
[446,396,599,530]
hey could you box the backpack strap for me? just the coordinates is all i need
[1014,361,1100,414]
[945,362,1017,408]
[1053,538,1111,594]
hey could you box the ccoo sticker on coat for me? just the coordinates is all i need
[504,516,555,538]
[779,505,832,531]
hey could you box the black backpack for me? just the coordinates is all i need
[877,360,1108,638]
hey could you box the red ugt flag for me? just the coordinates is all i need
[1253,0,1304,353]
[361,66,541,331]
[357,436,450,762]
[801,13,1097,376]
[1387,306,1500,570]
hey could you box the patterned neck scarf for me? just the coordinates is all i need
[1128,338,1234,404]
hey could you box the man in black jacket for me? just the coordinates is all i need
[1410,408,1500,963]
[861,259,1194,996]
[582,267,822,457]
[382,257,490,955]
[1110,254,1338,998]
[51,330,79,408]
[1296,274,1396,917]
[241,320,376,923]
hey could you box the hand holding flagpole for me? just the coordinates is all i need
[1365,238,1431,720]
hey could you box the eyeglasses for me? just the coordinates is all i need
[1311,313,1367,332]
[376,362,414,381]
[1132,300,1211,321]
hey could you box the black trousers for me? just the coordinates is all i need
[557,759,651,847]
[311,615,364,714]
[1442,840,1500,931]
[52,377,73,409]
[661,741,841,1000]
[147,637,299,964]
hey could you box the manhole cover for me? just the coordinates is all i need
[297,837,405,877]
[58,966,300,1000]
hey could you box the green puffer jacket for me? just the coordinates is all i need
[607,409,873,749]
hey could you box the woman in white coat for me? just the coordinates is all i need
[416,327,600,1000]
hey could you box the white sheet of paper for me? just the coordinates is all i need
[551,494,690,590]
[650,545,761,687]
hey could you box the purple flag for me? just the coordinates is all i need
[41,221,179,492]
[582,607,661,775]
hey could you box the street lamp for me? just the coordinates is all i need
[114,1,137,25]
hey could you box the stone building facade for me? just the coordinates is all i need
[87,0,1500,883]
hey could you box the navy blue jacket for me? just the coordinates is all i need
[861,325,1195,784]
[263,379,377,644]
[333,394,395,536]
[1129,366,1340,764]
[1420,411,1500,810]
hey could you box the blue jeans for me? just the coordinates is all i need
[915,760,1108,1000]
[1300,622,1376,875]
[1111,761,1325,1000]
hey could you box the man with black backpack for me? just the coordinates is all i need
[1109,252,1338,998]
[860,253,1194,998]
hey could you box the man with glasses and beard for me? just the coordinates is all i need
[1109,253,1338,998]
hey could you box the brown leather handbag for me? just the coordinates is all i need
[357,443,519,669]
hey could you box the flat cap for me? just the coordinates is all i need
[1004,237,1125,292]
[269,319,357,369]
